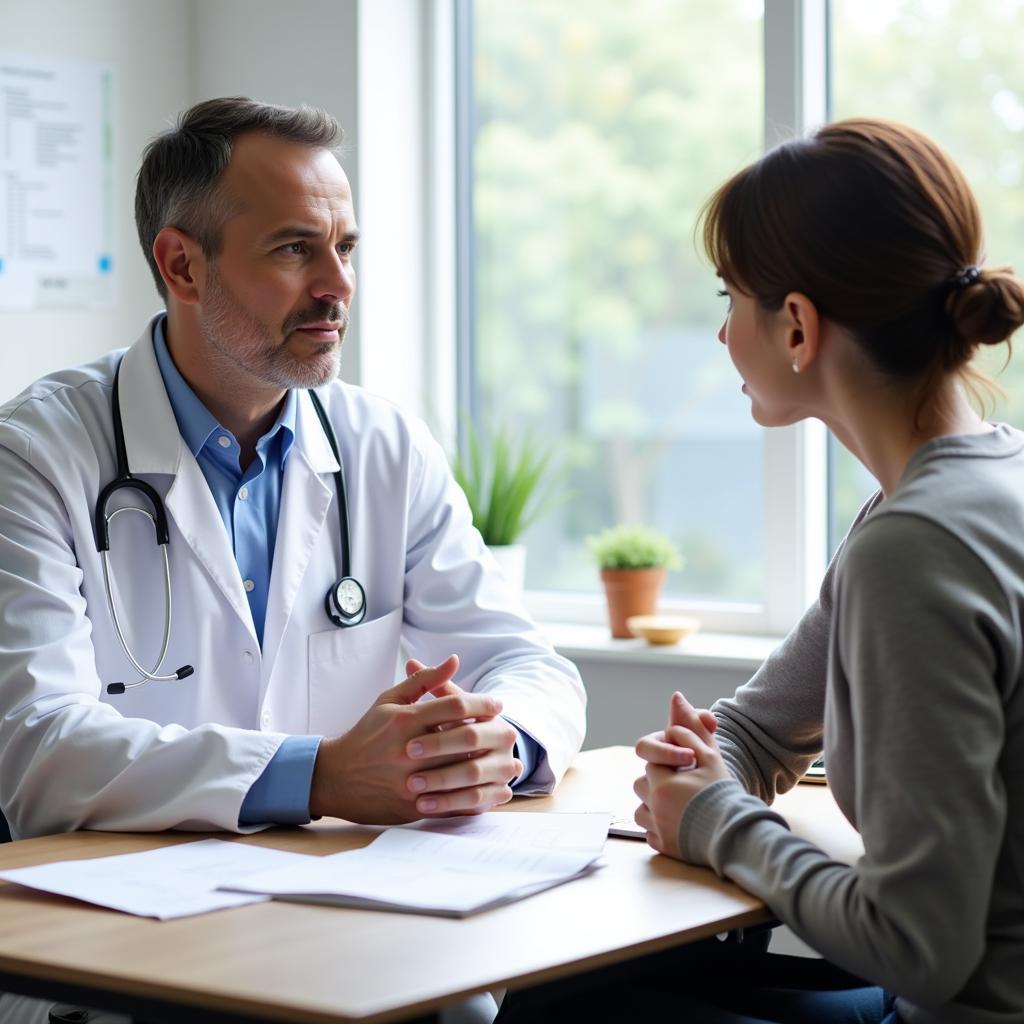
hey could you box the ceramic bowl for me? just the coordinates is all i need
[625,614,700,646]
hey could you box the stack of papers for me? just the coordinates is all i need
[0,812,610,920]
[225,811,611,917]
[0,840,310,919]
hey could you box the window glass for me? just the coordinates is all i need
[830,0,1024,546]
[470,0,765,599]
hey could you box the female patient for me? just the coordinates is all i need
[625,119,1024,1023]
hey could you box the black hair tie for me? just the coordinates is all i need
[951,265,981,290]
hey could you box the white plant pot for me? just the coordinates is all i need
[487,543,527,595]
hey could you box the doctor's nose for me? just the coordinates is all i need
[718,321,727,344]
[312,254,356,308]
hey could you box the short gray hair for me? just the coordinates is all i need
[135,97,342,299]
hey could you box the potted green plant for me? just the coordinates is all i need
[452,421,565,593]
[586,525,683,638]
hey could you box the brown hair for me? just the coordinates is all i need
[700,118,1024,390]
[135,97,342,300]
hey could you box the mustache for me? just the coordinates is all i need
[284,303,349,334]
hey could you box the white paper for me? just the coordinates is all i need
[226,812,611,916]
[401,810,611,851]
[0,52,116,309]
[0,839,316,919]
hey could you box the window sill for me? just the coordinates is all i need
[541,621,780,673]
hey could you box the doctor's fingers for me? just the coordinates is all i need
[381,655,460,706]
[635,730,696,769]
[409,690,504,730]
[406,716,518,762]
[425,680,472,732]
[407,749,522,809]
[414,779,516,817]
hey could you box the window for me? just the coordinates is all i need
[461,1,769,620]
[829,0,1024,546]
[455,1,1021,631]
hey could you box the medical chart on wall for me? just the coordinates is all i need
[0,52,115,309]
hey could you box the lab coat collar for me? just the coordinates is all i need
[117,316,343,655]
[118,317,187,477]
[119,317,341,478]
[119,318,257,642]
[295,388,341,476]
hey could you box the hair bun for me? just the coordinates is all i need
[947,266,1024,348]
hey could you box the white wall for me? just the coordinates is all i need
[570,656,753,749]
[189,0,364,385]
[0,0,192,395]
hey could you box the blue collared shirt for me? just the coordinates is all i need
[152,319,536,825]
[153,320,318,824]
[153,319,295,645]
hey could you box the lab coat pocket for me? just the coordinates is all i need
[307,606,404,734]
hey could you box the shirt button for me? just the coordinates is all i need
[217,435,231,448]
[261,712,271,728]
[238,485,249,501]
[242,650,255,665]
[243,579,255,592]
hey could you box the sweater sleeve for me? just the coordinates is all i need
[712,494,884,802]
[680,513,1010,1005]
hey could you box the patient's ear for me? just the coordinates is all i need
[780,292,820,373]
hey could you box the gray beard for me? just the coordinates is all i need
[200,267,347,390]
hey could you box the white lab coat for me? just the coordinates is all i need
[0,319,585,839]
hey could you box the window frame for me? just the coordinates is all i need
[439,0,832,637]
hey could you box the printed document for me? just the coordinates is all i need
[0,813,609,920]
[0,839,315,919]
[224,811,611,917]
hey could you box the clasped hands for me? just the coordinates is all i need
[633,691,730,859]
[310,655,522,824]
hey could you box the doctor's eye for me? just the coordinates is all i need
[279,242,308,256]
[716,288,733,312]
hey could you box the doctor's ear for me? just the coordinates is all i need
[780,291,821,374]
[152,227,205,306]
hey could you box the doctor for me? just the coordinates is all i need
[0,97,586,840]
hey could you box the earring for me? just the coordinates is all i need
[791,357,800,374]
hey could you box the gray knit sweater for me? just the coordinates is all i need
[682,425,1024,1023]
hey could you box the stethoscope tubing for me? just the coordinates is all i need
[95,356,364,693]
[100,508,176,687]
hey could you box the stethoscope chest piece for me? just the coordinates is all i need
[325,576,367,627]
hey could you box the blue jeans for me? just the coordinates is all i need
[496,934,900,1024]
[661,983,898,1023]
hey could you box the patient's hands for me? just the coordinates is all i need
[310,656,521,825]
[633,692,729,859]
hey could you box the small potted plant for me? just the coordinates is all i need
[586,525,683,638]
[452,421,565,593]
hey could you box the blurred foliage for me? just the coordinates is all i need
[451,421,567,546]
[830,0,1024,541]
[586,524,684,571]
[472,0,763,598]
[471,0,1024,592]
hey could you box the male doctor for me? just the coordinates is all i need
[0,97,586,840]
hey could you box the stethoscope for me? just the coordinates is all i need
[95,357,366,696]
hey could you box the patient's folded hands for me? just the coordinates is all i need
[632,692,729,860]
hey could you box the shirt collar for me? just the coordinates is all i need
[152,315,297,463]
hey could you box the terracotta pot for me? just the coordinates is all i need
[600,567,667,639]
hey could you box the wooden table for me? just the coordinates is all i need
[0,747,862,1024]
